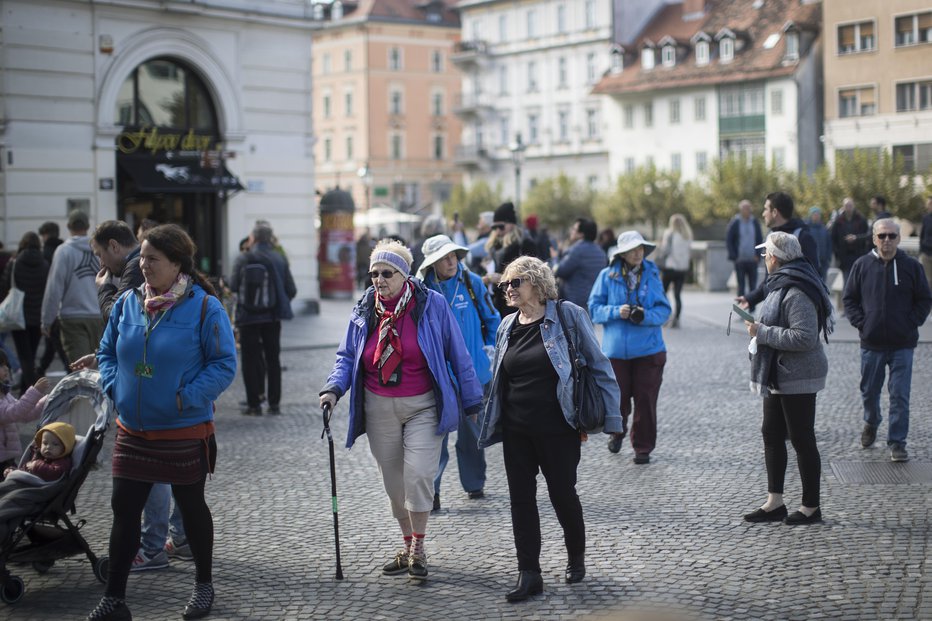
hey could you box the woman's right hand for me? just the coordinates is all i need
[319,392,337,409]
[69,353,98,371]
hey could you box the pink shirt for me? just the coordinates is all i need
[363,309,433,397]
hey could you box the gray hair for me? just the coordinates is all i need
[252,223,274,244]
[420,214,447,238]
[762,231,803,263]
[872,218,899,234]
[502,256,559,303]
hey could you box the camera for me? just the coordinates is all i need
[629,306,645,324]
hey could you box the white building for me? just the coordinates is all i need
[452,0,625,202]
[594,0,823,182]
[0,0,320,304]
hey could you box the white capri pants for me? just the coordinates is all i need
[364,389,443,518]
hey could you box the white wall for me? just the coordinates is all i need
[765,77,799,172]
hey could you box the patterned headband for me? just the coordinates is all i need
[369,250,410,276]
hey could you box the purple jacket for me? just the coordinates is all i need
[321,279,484,449]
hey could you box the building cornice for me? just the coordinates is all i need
[83,0,321,29]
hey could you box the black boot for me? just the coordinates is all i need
[565,554,585,583]
[506,570,543,602]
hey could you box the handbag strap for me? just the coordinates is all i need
[8,259,16,290]
[555,300,580,385]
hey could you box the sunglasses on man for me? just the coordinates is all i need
[875,233,898,240]
[497,277,524,291]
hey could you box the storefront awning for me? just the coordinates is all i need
[118,157,244,194]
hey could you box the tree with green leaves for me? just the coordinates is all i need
[593,164,684,239]
[521,173,595,232]
[442,180,503,228]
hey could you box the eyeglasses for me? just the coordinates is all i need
[368,269,397,280]
[876,233,898,240]
[497,277,524,291]
[491,223,505,231]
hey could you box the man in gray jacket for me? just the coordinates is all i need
[40,210,103,363]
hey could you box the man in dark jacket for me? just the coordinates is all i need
[738,192,819,310]
[843,219,932,463]
[726,200,764,299]
[553,217,606,310]
[230,222,297,415]
[91,220,142,319]
[831,197,869,285]
[919,196,932,292]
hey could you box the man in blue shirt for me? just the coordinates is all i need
[726,200,763,301]
[553,218,606,311]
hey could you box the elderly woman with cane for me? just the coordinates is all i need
[88,224,237,621]
[742,231,832,525]
[479,256,621,602]
[319,239,483,581]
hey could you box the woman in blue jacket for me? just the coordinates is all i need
[479,256,621,602]
[319,239,483,583]
[88,224,237,621]
[589,231,671,465]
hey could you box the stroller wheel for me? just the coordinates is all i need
[93,557,109,584]
[0,575,24,604]
[32,561,54,574]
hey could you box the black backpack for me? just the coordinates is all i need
[239,253,278,313]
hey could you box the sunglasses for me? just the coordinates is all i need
[497,277,524,291]
[491,223,505,231]
[368,269,398,280]
[876,233,898,240]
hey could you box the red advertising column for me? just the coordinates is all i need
[318,188,356,299]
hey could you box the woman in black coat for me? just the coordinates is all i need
[0,232,49,393]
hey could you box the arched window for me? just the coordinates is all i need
[115,58,218,133]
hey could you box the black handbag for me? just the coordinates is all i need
[555,300,606,433]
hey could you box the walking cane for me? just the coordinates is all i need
[321,402,344,580]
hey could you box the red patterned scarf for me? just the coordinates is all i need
[372,280,414,385]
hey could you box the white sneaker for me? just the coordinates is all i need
[130,548,169,572]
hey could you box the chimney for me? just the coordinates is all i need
[683,0,706,21]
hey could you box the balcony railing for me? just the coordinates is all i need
[454,144,489,168]
[452,93,493,117]
[451,40,489,66]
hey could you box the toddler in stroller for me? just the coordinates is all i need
[3,422,76,481]
[0,370,113,604]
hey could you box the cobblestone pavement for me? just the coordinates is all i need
[6,292,931,620]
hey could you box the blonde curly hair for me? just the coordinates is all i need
[502,256,558,303]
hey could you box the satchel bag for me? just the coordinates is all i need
[0,262,26,332]
[555,300,606,433]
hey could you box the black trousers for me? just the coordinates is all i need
[12,326,42,393]
[661,269,687,320]
[502,427,584,573]
[761,393,821,508]
[37,322,68,374]
[239,321,281,408]
[106,477,213,599]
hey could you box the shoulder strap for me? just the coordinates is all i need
[200,294,209,328]
[555,300,580,373]
[461,268,488,340]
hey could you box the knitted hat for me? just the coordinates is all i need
[35,422,77,458]
[369,248,411,276]
[493,201,517,224]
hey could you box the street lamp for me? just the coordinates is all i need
[509,132,526,218]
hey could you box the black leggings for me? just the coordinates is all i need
[661,269,686,320]
[761,393,821,508]
[106,477,214,598]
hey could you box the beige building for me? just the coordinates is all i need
[823,0,932,173]
[312,0,462,222]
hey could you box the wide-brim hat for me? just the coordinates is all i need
[610,230,656,262]
[416,234,468,278]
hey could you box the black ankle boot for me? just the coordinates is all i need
[565,554,585,583]
[506,570,543,602]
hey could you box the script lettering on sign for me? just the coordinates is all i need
[117,128,214,155]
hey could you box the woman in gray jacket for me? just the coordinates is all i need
[742,232,834,526]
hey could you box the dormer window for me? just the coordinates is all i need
[720,37,734,62]
[642,47,655,70]
[662,45,676,67]
[611,45,624,73]
[332,1,343,20]
[785,30,799,60]
[696,41,710,65]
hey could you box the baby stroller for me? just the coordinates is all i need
[0,370,114,604]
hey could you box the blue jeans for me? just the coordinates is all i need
[860,348,913,447]
[434,411,486,496]
[140,483,187,555]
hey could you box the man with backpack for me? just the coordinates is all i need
[417,234,501,512]
[230,223,297,416]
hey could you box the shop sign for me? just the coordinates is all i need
[99,178,114,190]
[117,128,215,155]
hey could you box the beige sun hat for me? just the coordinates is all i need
[609,230,656,262]
[416,234,468,279]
